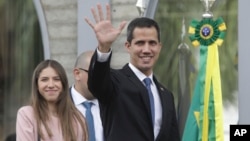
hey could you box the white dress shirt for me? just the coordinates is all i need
[71,86,104,141]
[96,49,162,139]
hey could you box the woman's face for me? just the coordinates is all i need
[38,66,62,103]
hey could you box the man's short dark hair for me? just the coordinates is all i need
[126,17,161,43]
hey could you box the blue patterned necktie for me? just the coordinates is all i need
[82,102,96,141]
[143,78,155,125]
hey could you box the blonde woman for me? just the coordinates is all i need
[16,60,88,141]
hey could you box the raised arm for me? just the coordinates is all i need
[84,4,127,53]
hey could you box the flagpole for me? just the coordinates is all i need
[177,17,192,138]
[136,0,158,19]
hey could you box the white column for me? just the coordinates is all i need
[238,0,250,124]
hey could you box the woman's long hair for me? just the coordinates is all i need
[30,60,88,141]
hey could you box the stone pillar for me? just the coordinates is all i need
[40,0,78,85]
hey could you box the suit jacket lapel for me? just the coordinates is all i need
[122,64,153,124]
[153,78,172,140]
[69,87,74,102]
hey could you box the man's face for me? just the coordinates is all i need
[125,27,162,76]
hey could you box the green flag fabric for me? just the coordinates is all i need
[182,17,226,141]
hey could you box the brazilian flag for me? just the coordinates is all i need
[182,17,226,141]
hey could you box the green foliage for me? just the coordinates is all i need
[0,0,43,138]
[1,0,43,99]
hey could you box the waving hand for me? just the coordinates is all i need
[85,4,127,53]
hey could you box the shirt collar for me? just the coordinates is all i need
[71,85,98,106]
[128,63,154,85]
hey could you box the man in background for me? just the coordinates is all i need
[70,51,104,141]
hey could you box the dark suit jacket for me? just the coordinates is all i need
[88,50,180,141]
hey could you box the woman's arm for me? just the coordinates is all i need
[16,106,37,141]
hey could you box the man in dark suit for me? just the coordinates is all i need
[85,4,180,141]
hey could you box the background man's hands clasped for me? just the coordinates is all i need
[84,4,127,53]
